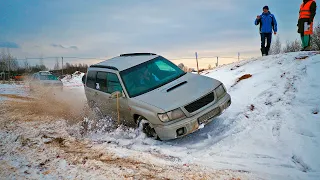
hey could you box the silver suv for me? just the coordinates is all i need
[84,53,231,140]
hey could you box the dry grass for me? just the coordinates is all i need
[231,74,252,87]
[230,65,241,71]
[295,56,309,60]
[249,104,255,111]
[236,74,252,83]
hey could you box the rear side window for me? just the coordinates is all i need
[86,70,122,94]
[86,71,97,89]
[107,73,123,94]
[96,72,107,92]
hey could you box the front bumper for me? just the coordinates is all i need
[154,93,231,140]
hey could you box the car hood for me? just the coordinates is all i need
[134,73,221,112]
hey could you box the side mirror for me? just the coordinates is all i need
[110,91,123,99]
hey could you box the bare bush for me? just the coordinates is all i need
[54,57,60,70]
[283,39,301,53]
[311,23,320,50]
[270,36,282,55]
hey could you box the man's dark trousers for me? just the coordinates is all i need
[261,33,272,55]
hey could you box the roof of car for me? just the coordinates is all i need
[90,53,159,71]
[36,71,52,75]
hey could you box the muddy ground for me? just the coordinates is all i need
[0,90,253,179]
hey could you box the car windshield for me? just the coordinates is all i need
[40,74,58,80]
[120,56,186,97]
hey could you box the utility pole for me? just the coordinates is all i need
[25,57,28,73]
[7,56,10,81]
[61,57,64,75]
[238,52,240,61]
[195,52,199,74]
[216,56,219,67]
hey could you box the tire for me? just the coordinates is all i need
[137,116,160,140]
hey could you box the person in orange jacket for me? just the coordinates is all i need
[297,0,317,51]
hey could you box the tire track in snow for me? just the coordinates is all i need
[291,155,311,173]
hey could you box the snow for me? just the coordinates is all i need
[0,83,28,101]
[61,71,85,89]
[1,52,320,179]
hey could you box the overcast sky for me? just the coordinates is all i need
[0,0,310,69]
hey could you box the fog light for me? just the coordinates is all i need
[176,127,185,136]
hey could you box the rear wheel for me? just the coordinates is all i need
[137,116,160,140]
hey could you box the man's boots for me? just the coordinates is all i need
[265,47,270,56]
[261,47,266,56]
[304,46,312,51]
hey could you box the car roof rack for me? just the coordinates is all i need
[120,53,157,57]
[90,65,118,71]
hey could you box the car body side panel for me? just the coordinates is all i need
[98,92,132,126]
[85,86,100,107]
[84,69,132,126]
[127,98,164,127]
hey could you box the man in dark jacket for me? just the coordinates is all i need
[255,6,278,56]
[298,0,317,51]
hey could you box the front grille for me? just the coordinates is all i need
[184,92,215,113]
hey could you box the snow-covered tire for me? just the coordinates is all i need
[137,117,160,140]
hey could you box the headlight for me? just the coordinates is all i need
[215,84,226,98]
[158,113,170,122]
[158,108,186,122]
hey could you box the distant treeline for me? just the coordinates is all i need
[0,50,88,80]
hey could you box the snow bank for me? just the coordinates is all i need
[61,71,85,89]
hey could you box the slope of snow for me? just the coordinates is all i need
[199,52,320,179]
[87,52,320,179]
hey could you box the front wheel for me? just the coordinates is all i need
[137,117,160,140]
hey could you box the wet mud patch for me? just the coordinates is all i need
[0,94,33,101]
[0,89,88,123]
